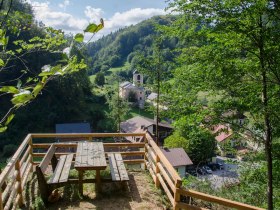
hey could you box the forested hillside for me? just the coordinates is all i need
[0,0,106,158]
[86,15,178,75]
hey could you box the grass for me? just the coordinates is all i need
[0,157,7,169]
[24,169,169,210]
[89,62,131,85]
[107,62,131,75]
[124,106,154,120]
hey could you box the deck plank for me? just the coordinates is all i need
[108,153,120,181]
[48,155,67,184]
[115,153,129,181]
[59,154,74,183]
[75,142,83,167]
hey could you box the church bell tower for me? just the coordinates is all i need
[133,69,143,87]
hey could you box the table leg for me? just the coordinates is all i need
[78,170,84,195]
[96,170,101,193]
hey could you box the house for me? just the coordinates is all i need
[55,122,91,142]
[161,148,193,178]
[146,92,168,111]
[119,70,145,109]
[147,92,157,102]
[212,124,248,156]
[120,116,173,144]
[213,124,233,145]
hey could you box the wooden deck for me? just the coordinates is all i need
[0,133,264,210]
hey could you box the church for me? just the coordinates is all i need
[119,70,145,109]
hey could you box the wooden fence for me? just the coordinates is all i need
[0,133,264,210]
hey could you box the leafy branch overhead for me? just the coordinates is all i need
[0,19,104,132]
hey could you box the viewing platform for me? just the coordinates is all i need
[0,133,264,210]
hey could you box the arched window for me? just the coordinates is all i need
[137,74,141,81]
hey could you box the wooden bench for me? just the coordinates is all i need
[36,144,74,204]
[108,153,129,182]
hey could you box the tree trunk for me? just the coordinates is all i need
[156,68,160,145]
[259,15,273,209]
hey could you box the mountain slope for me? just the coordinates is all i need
[87,15,178,75]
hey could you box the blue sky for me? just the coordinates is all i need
[27,0,169,40]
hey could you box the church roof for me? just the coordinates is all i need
[120,81,133,88]
[133,69,139,74]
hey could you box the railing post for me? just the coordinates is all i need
[174,179,182,210]
[29,136,33,172]
[15,160,24,207]
[155,155,160,188]
[0,189,3,210]
[144,134,147,170]
[0,168,5,210]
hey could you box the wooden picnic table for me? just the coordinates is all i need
[74,142,107,194]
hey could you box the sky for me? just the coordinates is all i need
[26,0,169,41]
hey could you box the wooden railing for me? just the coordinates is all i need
[0,133,264,210]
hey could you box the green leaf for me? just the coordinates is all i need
[0,86,19,94]
[32,82,43,97]
[11,90,33,105]
[95,24,104,33]
[5,114,14,126]
[0,58,4,67]
[0,126,7,133]
[84,23,98,33]
[74,33,84,43]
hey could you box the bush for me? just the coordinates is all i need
[3,144,17,157]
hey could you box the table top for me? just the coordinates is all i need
[74,142,107,170]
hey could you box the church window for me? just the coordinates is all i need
[137,75,141,81]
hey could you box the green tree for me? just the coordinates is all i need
[137,37,170,144]
[0,1,104,132]
[164,0,280,208]
[95,72,105,86]
[105,73,130,131]
[164,128,216,164]
[164,132,189,151]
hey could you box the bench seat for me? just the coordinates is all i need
[36,144,74,204]
[108,153,129,181]
[48,154,74,184]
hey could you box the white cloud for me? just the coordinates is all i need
[28,1,167,42]
[59,0,70,10]
[28,1,88,34]
[91,8,167,41]
[84,6,104,23]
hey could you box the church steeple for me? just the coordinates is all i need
[133,69,143,86]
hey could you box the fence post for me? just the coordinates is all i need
[15,160,24,207]
[174,179,182,210]
[155,155,160,188]
[144,134,147,170]
[29,137,33,172]
[0,189,3,210]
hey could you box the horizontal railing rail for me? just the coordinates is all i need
[143,132,264,210]
[0,133,264,210]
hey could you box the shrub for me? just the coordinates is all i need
[3,144,17,157]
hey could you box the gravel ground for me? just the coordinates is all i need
[23,170,170,210]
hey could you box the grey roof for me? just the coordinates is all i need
[161,148,193,167]
[147,92,158,101]
[120,81,132,88]
[120,116,172,133]
[56,123,91,133]
[133,69,139,74]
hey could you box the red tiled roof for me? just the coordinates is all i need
[213,125,233,142]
